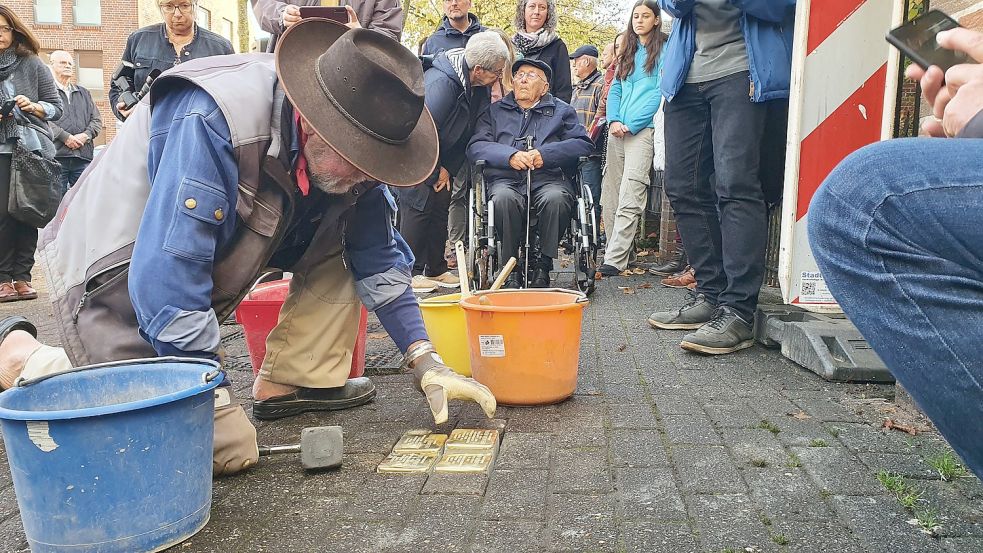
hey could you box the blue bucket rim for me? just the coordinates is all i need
[0,356,224,421]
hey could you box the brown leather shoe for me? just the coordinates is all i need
[13,281,37,300]
[0,282,18,303]
[661,267,696,289]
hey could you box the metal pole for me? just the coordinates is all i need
[524,135,534,286]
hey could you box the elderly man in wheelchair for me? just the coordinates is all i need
[467,58,594,289]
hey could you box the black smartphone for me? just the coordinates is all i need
[298,6,348,23]
[0,99,15,118]
[887,9,970,72]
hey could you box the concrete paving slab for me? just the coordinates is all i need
[686,493,777,552]
[480,469,548,521]
[622,521,701,553]
[672,445,745,495]
[609,429,670,468]
[470,520,547,553]
[614,467,687,520]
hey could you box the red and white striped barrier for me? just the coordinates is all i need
[779,0,905,312]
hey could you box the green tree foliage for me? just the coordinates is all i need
[402,0,625,54]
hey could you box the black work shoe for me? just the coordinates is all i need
[531,267,550,288]
[504,274,523,289]
[252,377,377,420]
[679,307,754,355]
[596,264,621,277]
[0,316,37,345]
[649,250,688,276]
[647,292,716,330]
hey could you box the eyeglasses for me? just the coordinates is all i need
[0,26,13,35]
[481,66,505,78]
[514,71,544,82]
[159,3,195,14]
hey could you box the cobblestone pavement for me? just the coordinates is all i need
[1,269,982,553]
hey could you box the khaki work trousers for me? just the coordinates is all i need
[601,127,654,270]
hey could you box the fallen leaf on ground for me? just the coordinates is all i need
[617,343,627,352]
[632,268,646,275]
[618,286,635,295]
[560,260,570,268]
[883,418,919,435]
[638,283,652,289]
[637,250,651,257]
[647,232,658,238]
[619,270,633,277]
[594,272,603,280]
[367,332,389,340]
[788,410,812,420]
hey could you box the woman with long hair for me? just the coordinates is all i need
[488,27,516,102]
[596,0,664,276]
[511,0,572,103]
[0,5,62,302]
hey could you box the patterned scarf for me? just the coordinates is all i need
[0,47,22,144]
[512,28,558,56]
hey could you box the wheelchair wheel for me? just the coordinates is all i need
[573,186,598,296]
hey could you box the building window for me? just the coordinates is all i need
[220,17,233,43]
[74,0,101,25]
[35,0,62,24]
[196,6,211,29]
[76,50,104,103]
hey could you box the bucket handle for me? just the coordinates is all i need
[472,288,590,304]
[13,356,222,388]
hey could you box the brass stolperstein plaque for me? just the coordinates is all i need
[445,429,500,452]
[433,453,495,473]
[377,452,438,474]
[392,430,447,455]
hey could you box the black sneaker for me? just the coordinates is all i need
[252,377,377,420]
[647,292,716,330]
[679,307,754,355]
[531,267,550,288]
[596,264,621,277]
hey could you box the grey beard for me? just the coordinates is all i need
[309,172,363,195]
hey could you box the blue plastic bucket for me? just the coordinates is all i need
[0,357,223,553]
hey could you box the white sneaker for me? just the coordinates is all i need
[428,271,461,288]
[412,275,438,293]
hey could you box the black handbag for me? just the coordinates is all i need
[7,133,60,228]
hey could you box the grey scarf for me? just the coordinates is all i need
[0,47,22,144]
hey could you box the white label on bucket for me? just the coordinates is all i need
[26,421,59,452]
[478,335,506,358]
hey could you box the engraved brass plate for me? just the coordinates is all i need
[377,452,438,474]
[392,430,447,455]
[445,429,500,452]
[433,452,494,473]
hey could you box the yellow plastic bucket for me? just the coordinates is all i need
[419,293,471,376]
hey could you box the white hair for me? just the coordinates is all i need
[464,31,511,71]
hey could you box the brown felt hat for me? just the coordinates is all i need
[275,19,438,187]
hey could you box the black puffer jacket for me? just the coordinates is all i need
[422,14,485,55]
[517,37,572,104]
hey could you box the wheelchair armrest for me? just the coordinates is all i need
[475,160,486,169]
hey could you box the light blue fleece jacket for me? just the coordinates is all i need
[607,43,664,135]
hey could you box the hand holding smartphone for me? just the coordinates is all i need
[887,9,972,72]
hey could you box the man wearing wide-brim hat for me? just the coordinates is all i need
[0,19,496,475]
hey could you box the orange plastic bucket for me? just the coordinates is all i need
[234,279,367,378]
[460,289,588,405]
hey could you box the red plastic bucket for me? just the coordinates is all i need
[234,279,367,378]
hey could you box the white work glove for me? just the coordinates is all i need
[407,345,496,424]
[212,386,259,476]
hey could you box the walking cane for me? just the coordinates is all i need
[523,135,534,287]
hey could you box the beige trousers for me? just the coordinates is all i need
[601,127,654,270]
[258,230,361,389]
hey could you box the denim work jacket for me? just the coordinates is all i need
[109,23,234,120]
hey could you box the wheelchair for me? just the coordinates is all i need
[467,157,598,296]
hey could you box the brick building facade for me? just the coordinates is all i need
[8,0,247,144]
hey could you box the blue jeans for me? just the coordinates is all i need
[57,157,90,196]
[663,71,768,321]
[579,156,602,223]
[808,137,983,478]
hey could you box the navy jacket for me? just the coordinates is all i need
[398,50,488,211]
[519,37,573,104]
[467,92,592,192]
[422,14,485,55]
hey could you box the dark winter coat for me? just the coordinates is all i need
[467,92,592,192]
[519,37,572,104]
[50,84,102,160]
[397,50,488,211]
[421,14,485,55]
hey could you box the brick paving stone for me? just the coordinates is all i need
[687,493,777,552]
[830,495,946,553]
[553,396,608,429]
[502,407,559,433]
[704,400,766,429]
[746,392,801,416]
[793,446,887,496]
[622,521,700,553]
[835,422,912,454]
[343,423,408,454]
[663,413,722,445]
[943,536,983,553]
[917,481,983,538]
[421,474,489,496]
[614,467,687,520]
[545,493,619,552]
[721,428,789,469]
[649,393,702,415]
[395,497,481,553]
[769,518,865,553]
[480,469,548,521]
[604,383,650,400]
[787,392,865,423]
[551,448,613,493]
[863,452,939,480]
[470,520,547,553]
[497,433,552,470]
[0,515,27,553]
[0,483,17,521]
[746,468,835,521]
[608,402,660,429]
[772,417,836,448]
[671,445,745,495]
[346,474,426,521]
[609,429,669,468]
